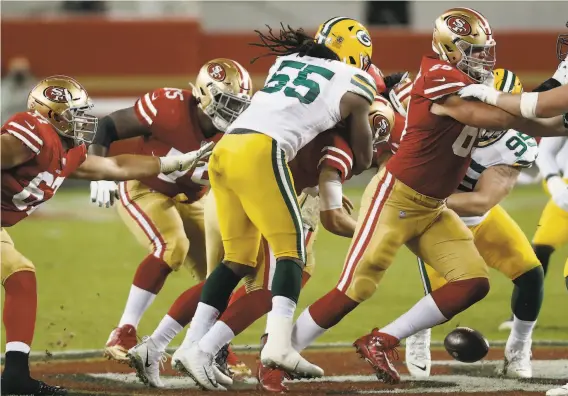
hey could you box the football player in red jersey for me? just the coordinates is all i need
[85,59,253,364]
[288,7,568,385]
[0,76,211,396]
[123,98,395,390]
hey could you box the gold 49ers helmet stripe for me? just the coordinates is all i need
[317,16,350,44]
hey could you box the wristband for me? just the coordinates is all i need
[520,92,539,119]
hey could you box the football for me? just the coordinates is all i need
[444,327,490,363]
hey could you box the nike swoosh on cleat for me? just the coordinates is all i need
[411,363,427,371]
[145,350,152,368]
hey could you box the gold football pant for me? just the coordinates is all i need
[204,191,317,287]
[533,199,568,249]
[117,180,207,280]
[208,131,304,267]
[337,168,487,303]
[418,205,542,292]
[1,228,35,284]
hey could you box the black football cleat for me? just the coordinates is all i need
[1,376,68,396]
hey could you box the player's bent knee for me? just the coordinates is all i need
[513,265,544,289]
[276,256,305,269]
[164,236,190,270]
[460,277,490,306]
[224,260,256,277]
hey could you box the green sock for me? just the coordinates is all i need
[271,259,303,303]
[511,266,544,321]
[200,263,242,312]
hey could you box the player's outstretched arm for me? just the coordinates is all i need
[89,107,150,156]
[318,167,356,238]
[0,134,35,169]
[340,92,373,175]
[446,165,520,217]
[72,142,214,181]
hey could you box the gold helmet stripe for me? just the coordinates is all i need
[317,16,350,44]
[232,59,251,93]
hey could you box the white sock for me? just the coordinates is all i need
[118,285,156,328]
[381,294,447,340]
[150,315,183,352]
[271,296,296,318]
[199,321,235,355]
[510,316,536,343]
[291,308,326,352]
[6,342,30,354]
[180,302,219,349]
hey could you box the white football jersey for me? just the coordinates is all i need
[458,129,538,226]
[227,54,377,161]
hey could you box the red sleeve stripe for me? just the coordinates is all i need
[322,146,353,169]
[6,129,40,154]
[424,81,466,100]
[8,121,43,146]
[318,154,350,179]
[136,98,153,126]
[144,93,158,116]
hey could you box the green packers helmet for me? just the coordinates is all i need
[315,17,372,70]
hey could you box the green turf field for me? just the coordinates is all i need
[2,182,567,353]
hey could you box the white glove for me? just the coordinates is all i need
[159,141,215,174]
[458,84,501,105]
[547,176,568,211]
[552,58,568,85]
[90,180,119,208]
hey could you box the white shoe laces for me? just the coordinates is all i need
[140,336,170,372]
[407,331,430,362]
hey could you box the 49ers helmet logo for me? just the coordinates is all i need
[371,113,390,139]
[446,16,472,36]
[43,86,70,103]
[207,63,226,82]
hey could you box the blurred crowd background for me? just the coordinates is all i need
[2,1,567,183]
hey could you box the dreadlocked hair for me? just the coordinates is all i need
[250,23,339,64]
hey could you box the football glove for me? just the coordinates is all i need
[458,84,500,105]
[299,193,320,232]
[547,176,568,211]
[159,141,215,174]
[90,180,119,208]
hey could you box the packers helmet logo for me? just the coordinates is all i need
[43,86,70,103]
[371,113,390,139]
[207,63,226,82]
[356,30,372,47]
[446,16,472,36]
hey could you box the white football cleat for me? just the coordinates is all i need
[547,383,568,396]
[172,343,227,391]
[503,337,532,378]
[126,337,167,388]
[261,314,323,378]
[405,328,432,378]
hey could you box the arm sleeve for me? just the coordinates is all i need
[536,137,565,178]
[317,134,354,182]
[2,114,43,156]
[416,66,469,101]
[318,167,344,211]
[92,115,118,149]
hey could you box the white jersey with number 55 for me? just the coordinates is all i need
[227,53,377,160]
[458,129,538,226]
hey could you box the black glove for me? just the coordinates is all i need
[383,71,409,91]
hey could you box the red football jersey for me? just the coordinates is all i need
[1,112,87,226]
[386,55,476,199]
[289,129,354,192]
[108,88,221,202]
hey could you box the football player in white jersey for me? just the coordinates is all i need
[173,18,378,390]
[404,69,543,379]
